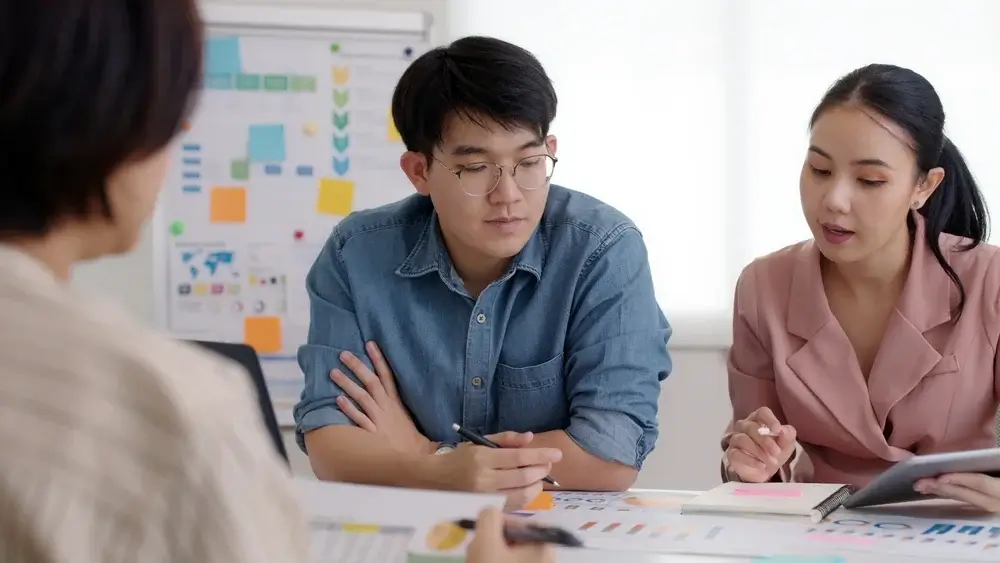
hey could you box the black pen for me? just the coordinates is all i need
[455,518,584,548]
[451,423,560,487]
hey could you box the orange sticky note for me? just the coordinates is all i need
[387,109,401,142]
[524,492,554,511]
[332,66,349,85]
[244,316,282,354]
[210,187,246,223]
[316,178,354,216]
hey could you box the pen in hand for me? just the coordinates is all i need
[455,518,583,547]
[451,423,561,487]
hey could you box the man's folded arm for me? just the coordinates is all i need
[293,235,441,488]
[544,226,671,491]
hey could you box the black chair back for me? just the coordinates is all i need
[186,340,289,465]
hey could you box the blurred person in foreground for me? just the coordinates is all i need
[0,2,552,562]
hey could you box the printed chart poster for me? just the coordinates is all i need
[168,241,244,335]
[161,29,428,400]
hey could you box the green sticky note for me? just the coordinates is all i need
[231,159,249,180]
[263,75,288,91]
[290,75,317,92]
[329,43,341,53]
[235,73,261,90]
[169,220,185,236]
[333,89,350,108]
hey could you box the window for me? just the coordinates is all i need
[738,0,1000,267]
[450,0,1000,344]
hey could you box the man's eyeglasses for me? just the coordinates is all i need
[432,154,558,196]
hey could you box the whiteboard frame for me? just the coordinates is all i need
[152,3,434,334]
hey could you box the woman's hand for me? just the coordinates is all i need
[465,507,555,563]
[915,473,1000,512]
[724,406,797,483]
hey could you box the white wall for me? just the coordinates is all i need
[71,0,734,492]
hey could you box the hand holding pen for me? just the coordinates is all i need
[437,423,562,510]
[453,424,560,487]
[464,506,576,563]
[724,406,797,483]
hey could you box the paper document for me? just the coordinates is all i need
[515,490,1000,561]
[294,478,505,563]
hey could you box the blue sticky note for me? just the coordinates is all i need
[264,164,282,176]
[248,124,286,162]
[206,36,242,76]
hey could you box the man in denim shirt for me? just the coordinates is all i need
[295,36,672,508]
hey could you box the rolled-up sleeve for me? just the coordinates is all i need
[564,225,671,469]
[293,233,374,453]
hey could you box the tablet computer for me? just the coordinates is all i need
[843,447,1000,509]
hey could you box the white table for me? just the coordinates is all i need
[550,490,1000,563]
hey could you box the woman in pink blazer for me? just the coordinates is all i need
[723,63,1000,513]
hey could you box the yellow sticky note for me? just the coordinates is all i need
[387,109,401,142]
[303,122,318,136]
[210,187,246,223]
[244,316,282,354]
[332,66,349,85]
[316,178,354,216]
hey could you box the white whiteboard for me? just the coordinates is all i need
[154,4,433,424]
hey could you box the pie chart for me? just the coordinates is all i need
[425,521,468,552]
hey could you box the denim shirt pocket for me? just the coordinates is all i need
[495,353,567,432]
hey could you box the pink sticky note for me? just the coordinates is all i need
[733,487,803,498]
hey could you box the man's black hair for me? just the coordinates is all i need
[391,36,557,157]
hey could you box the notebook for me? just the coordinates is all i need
[680,481,852,523]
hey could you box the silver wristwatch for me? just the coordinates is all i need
[434,443,457,455]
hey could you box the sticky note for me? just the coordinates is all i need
[206,36,242,75]
[303,122,318,136]
[316,178,354,216]
[333,135,349,152]
[329,43,341,53]
[244,316,282,354]
[332,112,349,131]
[332,66,349,85]
[733,487,802,498]
[333,89,350,108]
[524,492,554,511]
[248,124,286,162]
[263,75,289,91]
[388,110,402,142]
[333,157,350,176]
[169,220,185,236]
[210,187,246,223]
[230,159,249,180]
[290,75,316,92]
[235,74,260,90]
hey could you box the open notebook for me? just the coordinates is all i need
[680,482,852,523]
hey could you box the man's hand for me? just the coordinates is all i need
[332,341,434,456]
[433,432,562,510]
[466,506,555,563]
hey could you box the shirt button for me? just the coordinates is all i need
[471,376,483,387]
[476,312,487,324]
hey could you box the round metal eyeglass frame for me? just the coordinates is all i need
[431,154,558,196]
